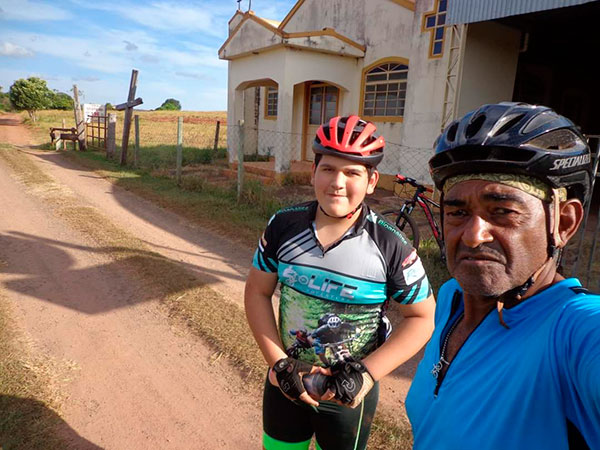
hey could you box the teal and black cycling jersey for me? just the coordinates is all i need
[253,200,431,367]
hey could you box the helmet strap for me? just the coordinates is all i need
[496,189,564,328]
[319,204,362,220]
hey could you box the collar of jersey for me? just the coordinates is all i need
[308,200,369,237]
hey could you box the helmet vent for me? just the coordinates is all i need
[489,113,525,137]
[447,122,459,142]
[526,129,586,152]
[465,115,486,139]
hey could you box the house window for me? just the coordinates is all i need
[423,0,447,58]
[264,86,278,119]
[309,84,338,125]
[362,62,408,120]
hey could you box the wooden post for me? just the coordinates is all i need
[115,69,143,166]
[72,85,87,151]
[213,120,220,151]
[237,121,244,201]
[107,113,117,159]
[134,115,140,168]
[176,117,183,186]
[62,119,66,150]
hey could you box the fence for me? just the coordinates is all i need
[563,135,600,289]
[226,123,432,180]
[86,115,107,149]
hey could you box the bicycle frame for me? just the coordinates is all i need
[395,175,445,261]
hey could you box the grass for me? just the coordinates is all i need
[0,292,73,450]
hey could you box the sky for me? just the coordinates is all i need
[0,0,296,111]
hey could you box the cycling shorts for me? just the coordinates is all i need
[262,376,379,450]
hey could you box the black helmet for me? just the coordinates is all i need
[429,102,592,203]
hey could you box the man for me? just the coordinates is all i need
[406,102,600,449]
[245,115,435,450]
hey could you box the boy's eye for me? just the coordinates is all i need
[445,209,467,217]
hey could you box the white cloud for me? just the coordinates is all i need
[0,41,33,57]
[73,1,231,38]
[0,0,73,21]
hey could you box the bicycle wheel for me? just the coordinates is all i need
[381,209,420,249]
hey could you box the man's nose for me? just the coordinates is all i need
[330,171,345,188]
[461,215,493,248]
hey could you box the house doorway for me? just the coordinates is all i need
[302,82,339,161]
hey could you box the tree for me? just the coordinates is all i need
[50,91,74,110]
[156,98,181,111]
[0,86,12,112]
[9,77,53,121]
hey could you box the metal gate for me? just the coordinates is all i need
[86,115,107,149]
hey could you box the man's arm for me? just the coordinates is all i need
[362,294,435,381]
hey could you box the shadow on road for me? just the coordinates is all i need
[0,395,103,449]
[0,231,234,314]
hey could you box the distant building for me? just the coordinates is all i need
[219,0,600,189]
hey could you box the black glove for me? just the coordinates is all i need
[272,357,314,400]
[329,359,374,408]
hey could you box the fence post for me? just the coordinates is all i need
[214,120,220,151]
[107,113,117,159]
[176,117,183,186]
[134,115,140,168]
[72,84,87,151]
[62,119,67,150]
[237,121,244,201]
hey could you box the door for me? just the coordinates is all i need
[303,83,339,161]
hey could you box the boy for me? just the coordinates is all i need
[245,115,435,450]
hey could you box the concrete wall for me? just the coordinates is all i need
[458,21,521,116]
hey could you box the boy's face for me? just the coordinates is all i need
[312,154,379,218]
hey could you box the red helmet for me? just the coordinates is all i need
[313,115,385,167]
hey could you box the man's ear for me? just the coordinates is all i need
[557,198,584,248]
[311,163,316,186]
[366,170,379,195]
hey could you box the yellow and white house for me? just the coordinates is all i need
[219,0,599,187]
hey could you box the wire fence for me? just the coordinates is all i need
[227,123,432,180]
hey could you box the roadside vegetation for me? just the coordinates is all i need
[0,288,72,449]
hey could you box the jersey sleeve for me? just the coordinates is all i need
[555,294,600,443]
[252,213,280,273]
[387,247,432,305]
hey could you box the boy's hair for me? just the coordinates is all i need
[314,153,376,177]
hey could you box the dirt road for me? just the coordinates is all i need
[0,114,261,448]
[0,114,417,448]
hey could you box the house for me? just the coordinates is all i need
[219,0,600,190]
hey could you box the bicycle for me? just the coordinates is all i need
[380,174,446,263]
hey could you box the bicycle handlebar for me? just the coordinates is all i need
[394,174,433,193]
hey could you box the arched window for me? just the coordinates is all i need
[361,59,409,122]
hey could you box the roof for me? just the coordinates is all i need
[446,0,598,24]
[219,11,365,60]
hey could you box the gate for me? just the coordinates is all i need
[86,115,107,149]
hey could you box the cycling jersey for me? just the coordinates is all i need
[406,277,600,450]
[253,200,431,367]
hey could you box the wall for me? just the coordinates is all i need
[458,21,521,115]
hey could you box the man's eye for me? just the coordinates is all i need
[493,208,515,215]
[445,209,466,217]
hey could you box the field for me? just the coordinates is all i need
[28,109,228,169]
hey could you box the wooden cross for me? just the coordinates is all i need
[115,69,143,165]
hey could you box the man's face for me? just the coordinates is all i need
[443,180,549,296]
[312,154,378,218]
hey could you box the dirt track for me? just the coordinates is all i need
[0,114,418,448]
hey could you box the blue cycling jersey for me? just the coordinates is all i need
[406,278,600,449]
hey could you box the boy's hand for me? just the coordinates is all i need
[272,357,322,406]
[329,359,374,408]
